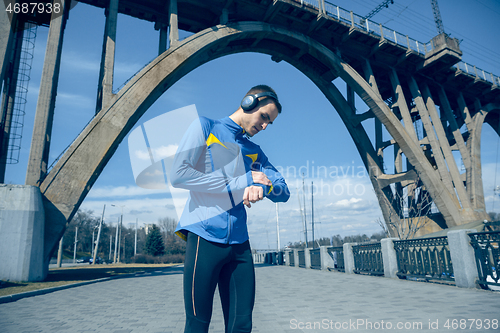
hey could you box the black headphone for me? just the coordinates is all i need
[240,92,279,111]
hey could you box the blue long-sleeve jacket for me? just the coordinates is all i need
[170,116,290,244]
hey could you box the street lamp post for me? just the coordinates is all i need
[113,217,119,263]
[118,216,122,263]
[109,234,113,262]
[123,232,132,262]
[111,204,125,264]
[135,218,138,257]
[73,226,78,264]
[91,225,97,258]
[92,204,105,265]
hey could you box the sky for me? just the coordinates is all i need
[3,0,500,250]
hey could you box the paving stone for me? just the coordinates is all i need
[0,264,499,332]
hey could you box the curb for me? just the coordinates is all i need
[0,265,182,304]
[0,276,115,304]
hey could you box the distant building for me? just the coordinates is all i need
[145,224,154,235]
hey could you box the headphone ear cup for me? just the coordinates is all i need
[241,95,257,111]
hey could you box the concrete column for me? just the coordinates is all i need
[320,246,334,270]
[220,8,228,25]
[346,84,355,112]
[304,248,311,269]
[0,17,22,183]
[158,25,168,54]
[381,238,399,278]
[0,185,45,282]
[469,99,487,214]
[96,0,118,113]
[447,229,478,288]
[421,83,471,210]
[407,76,455,197]
[0,1,16,94]
[388,69,418,141]
[293,249,299,267]
[343,243,357,274]
[284,250,290,266]
[25,0,69,186]
[168,0,179,48]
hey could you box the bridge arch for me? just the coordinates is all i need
[39,21,476,262]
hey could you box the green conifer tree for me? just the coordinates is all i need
[144,224,166,256]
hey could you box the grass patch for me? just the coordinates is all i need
[0,263,177,297]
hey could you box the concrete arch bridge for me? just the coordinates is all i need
[1,0,499,280]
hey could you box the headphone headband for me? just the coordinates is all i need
[241,92,279,111]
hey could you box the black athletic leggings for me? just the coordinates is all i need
[183,232,255,333]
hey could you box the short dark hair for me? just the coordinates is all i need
[245,84,282,113]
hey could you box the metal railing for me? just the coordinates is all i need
[454,62,500,86]
[288,250,295,266]
[394,236,454,282]
[353,242,384,276]
[310,248,321,269]
[277,251,285,265]
[469,231,500,289]
[292,0,500,87]
[327,246,344,272]
[320,0,430,55]
[298,249,306,268]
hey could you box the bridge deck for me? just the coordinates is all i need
[1,264,499,332]
[75,0,499,108]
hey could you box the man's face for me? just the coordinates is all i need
[242,99,280,137]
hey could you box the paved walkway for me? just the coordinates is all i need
[1,264,499,333]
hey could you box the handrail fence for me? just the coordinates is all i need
[327,246,344,272]
[265,230,499,292]
[393,236,454,282]
[288,250,295,267]
[310,248,321,269]
[469,231,500,289]
[352,242,384,276]
[298,249,306,268]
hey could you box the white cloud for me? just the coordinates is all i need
[87,185,168,198]
[56,91,94,107]
[134,149,151,161]
[133,144,179,161]
[61,52,100,72]
[155,145,178,160]
[330,197,362,207]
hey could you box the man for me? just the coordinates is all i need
[170,84,290,332]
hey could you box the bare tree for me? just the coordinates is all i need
[377,177,434,240]
[157,216,186,256]
[158,216,177,236]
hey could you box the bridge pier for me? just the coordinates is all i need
[0,185,45,282]
[0,1,69,282]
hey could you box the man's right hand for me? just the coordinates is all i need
[243,186,264,208]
